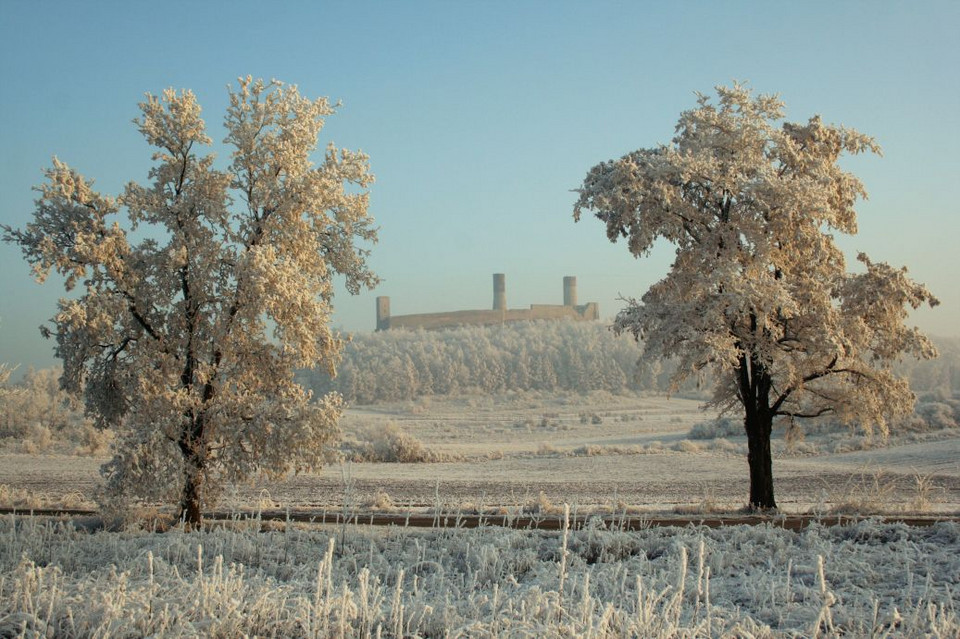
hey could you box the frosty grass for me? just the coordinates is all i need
[2,514,957,638]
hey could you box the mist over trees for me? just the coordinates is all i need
[573,84,939,509]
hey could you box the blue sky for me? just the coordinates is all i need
[1,0,958,371]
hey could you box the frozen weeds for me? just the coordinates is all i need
[1,514,957,637]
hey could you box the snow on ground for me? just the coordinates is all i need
[1,391,958,513]
[789,438,960,476]
[1,515,957,637]
[1,391,958,637]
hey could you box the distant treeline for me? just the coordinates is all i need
[300,321,650,403]
[896,335,960,396]
[299,321,960,405]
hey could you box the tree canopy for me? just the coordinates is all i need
[3,77,378,524]
[574,83,938,509]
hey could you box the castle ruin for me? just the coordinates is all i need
[376,274,599,331]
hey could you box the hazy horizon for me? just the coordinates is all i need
[2,1,958,372]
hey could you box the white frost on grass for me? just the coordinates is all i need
[1,515,957,637]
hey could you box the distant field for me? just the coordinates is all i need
[3,391,958,515]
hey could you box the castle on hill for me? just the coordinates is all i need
[375,274,599,331]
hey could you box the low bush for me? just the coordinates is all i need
[688,417,741,440]
[914,401,958,430]
[1,366,113,456]
[340,423,454,463]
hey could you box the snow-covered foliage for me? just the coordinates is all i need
[574,83,939,508]
[689,417,742,441]
[0,366,108,455]
[900,336,960,395]
[2,78,378,523]
[0,367,73,439]
[302,320,658,403]
[1,515,956,637]
[340,422,455,463]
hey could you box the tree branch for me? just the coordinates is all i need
[107,337,133,360]
[128,304,161,341]
[777,407,835,419]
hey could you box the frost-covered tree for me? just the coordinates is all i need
[303,320,644,403]
[3,77,378,525]
[0,366,78,437]
[574,84,938,509]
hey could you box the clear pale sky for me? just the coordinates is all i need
[1,0,958,371]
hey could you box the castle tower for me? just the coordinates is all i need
[493,273,506,311]
[563,276,577,307]
[376,296,391,331]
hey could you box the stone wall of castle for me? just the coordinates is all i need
[376,274,598,331]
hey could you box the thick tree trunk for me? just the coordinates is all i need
[745,412,777,510]
[177,411,207,528]
[179,469,203,527]
[739,341,778,511]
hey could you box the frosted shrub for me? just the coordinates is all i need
[537,442,561,456]
[689,417,741,440]
[915,402,958,430]
[0,484,91,510]
[909,473,941,512]
[74,422,113,456]
[572,445,602,457]
[363,490,397,511]
[20,423,53,454]
[671,439,704,453]
[703,438,741,455]
[341,423,450,463]
[0,366,103,455]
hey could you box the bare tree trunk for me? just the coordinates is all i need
[179,469,203,527]
[740,345,778,511]
[177,411,206,527]
[745,413,777,510]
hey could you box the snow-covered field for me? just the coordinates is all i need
[2,391,958,637]
[4,391,957,514]
[2,514,957,637]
